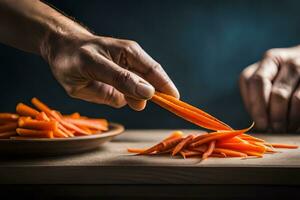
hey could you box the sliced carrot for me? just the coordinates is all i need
[216,142,266,154]
[0,113,19,121]
[127,148,147,153]
[36,112,50,121]
[54,128,69,138]
[202,140,216,160]
[16,103,39,117]
[213,148,247,157]
[16,128,53,138]
[172,135,194,156]
[269,143,298,149]
[180,150,202,158]
[190,123,254,148]
[240,134,265,142]
[155,92,232,130]
[151,94,230,131]
[0,131,17,139]
[18,117,58,131]
[0,122,18,133]
[64,118,108,131]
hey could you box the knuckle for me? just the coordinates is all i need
[124,40,140,54]
[113,70,132,86]
[271,85,290,102]
[249,73,264,86]
[66,86,79,98]
[145,63,161,76]
[287,59,300,74]
[264,49,278,59]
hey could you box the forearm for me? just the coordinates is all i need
[0,0,92,55]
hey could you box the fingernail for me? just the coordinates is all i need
[272,122,285,133]
[136,81,155,99]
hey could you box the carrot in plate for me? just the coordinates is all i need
[16,128,53,138]
[18,117,58,131]
[0,122,18,133]
[16,103,40,117]
[0,131,17,139]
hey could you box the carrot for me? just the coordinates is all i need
[127,148,147,154]
[0,131,17,139]
[0,122,18,133]
[180,150,202,159]
[240,134,265,142]
[36,112,50,121]
[64,118,108,131]
[0,113,19,121]
[190,123,254,148]
[57,123,74,137]
[172,135,194,156]
[151,94,230,131]
[16,128,53,138]
[138,137,183,155]
[16,103,39,117]
[216,142,266,154]
[213,148,247,157]
[202,140,216,160]
[269,143,298,149]
[54,128,69,138]
[155,92,232,130]
[18,117,58,131]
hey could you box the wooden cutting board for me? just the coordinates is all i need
[0,129,299,185]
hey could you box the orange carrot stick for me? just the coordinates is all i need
[16,128,53,138]
[151,94,231,131]
[18,117,58,131]
[0,113,19,121]
[64,118,108,131]
[155,92,232,130]
[54,128,69,138]
[0,122,18,133]
[180,149,202,159]
[16,103,39,117]
[240,134,265,142]
[216,142,266,154]
[213,148,247,157]
[138,137,183,155]
[269,143,298,149]
[36,112,50,121]
[0,131,17,139]
[127,148,147,153]
[202,140,216,160]
[172,135,194,156]
[190,123,254,148]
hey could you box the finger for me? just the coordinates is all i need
[125,96,147,111]
[123,41,180,98]
[239,63,259,114]
[289,85,300,132]
[69,81,127,108]
[80,46,155,100]
[248,58,279,130]
[270,60,300,132]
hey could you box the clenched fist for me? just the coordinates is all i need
[240,46,300,132]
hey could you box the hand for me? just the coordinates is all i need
[239,46,300,132]
[42,33,179,111]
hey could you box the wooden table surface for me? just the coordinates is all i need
[1,129,300,185]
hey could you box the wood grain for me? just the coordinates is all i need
[0,129,300,185]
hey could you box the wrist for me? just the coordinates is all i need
[39,5,94,62]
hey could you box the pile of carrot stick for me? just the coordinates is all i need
[128,92,298,159]
[0,98,108,139]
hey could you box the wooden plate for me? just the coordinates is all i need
[0,122,124,156]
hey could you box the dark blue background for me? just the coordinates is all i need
[0,0,299,129]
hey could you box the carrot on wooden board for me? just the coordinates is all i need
[190,123,254,148]
[18,117,58,131]
[216,142,266,154]
[155,92,232,130]
[16,128,53,138]
[0,131,17,139]
[180,150,202,159]
[151,94,231,131]
[0,122,18,133]
[202,140,216,160]
[213,148,247,157]
[269,143,298,149]
[172,135,194,156]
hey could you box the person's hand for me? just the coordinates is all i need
[41,33,179,111]
[239,46,300,132]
